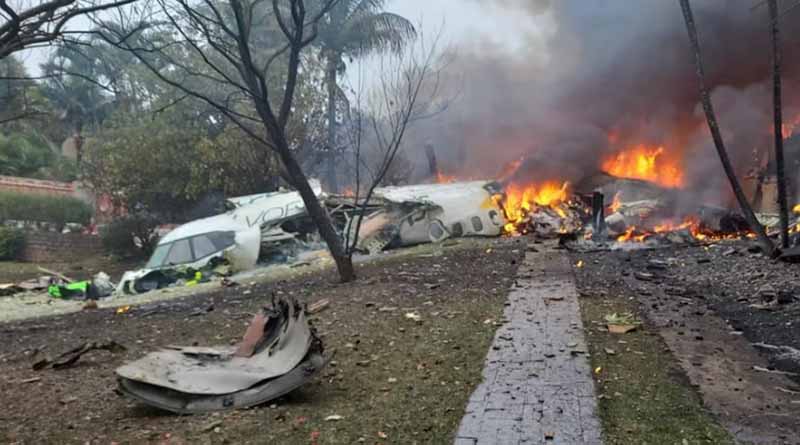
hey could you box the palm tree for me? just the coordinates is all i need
[40,43,112,163]
[315,0,416,191]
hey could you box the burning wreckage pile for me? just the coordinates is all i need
[491,145,762,249]
[497,177,754,251]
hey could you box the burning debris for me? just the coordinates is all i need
[489,165,760,250]
[116,297,327,414]
[494,181,586,237]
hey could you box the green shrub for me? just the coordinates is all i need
[0,227,25,260]
[0,192,93,227]
[101,214,160,259]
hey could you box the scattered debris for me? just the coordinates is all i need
[404,312,422,323]
[0,283,22,296]
[608,324,637,334]
[605,312,640,334]
[776,387,800,395]
[200,420,223,432]
[307,299,330,314]
[752,343,800,374]
[116,298,328,414]
[37,266,74,283]
[91,272,115,298]
[752,366,799,376]
[20,377,41,384]
[33,341,126,371]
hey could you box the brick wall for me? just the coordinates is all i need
[0,175,77,197]
[0,175,125,224]
[19,230,103,263]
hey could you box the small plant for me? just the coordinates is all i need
[101,214,160,259]
[0,227,25,260]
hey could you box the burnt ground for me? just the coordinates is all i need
[571,241,800,444]
[0,238,523,445]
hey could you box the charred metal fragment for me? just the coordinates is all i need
[115,298,327,414]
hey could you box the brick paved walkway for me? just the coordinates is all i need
[455,245,603,444]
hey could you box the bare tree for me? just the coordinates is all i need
[679,0,777,257]
[338,27,451,256]
[768,0,790,248]
[98,0,359,281]
[0,0,138,60]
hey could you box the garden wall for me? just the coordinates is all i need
[19,231,103,263]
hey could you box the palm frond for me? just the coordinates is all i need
[340,12,416,55]
[345,0,388,21]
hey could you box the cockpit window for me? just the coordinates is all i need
[144,231,237,269]
[164,239,192,265]
[145,244,171,269]
[192,235,218,259]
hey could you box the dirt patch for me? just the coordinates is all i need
[0,255,140,284]
[0,238,524,444]
[571,243,800,444]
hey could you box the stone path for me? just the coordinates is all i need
[455,245,603,445]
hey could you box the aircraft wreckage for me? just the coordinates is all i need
[117,180,507,294]
[117,297,328,413]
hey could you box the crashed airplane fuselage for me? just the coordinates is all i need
[117,180,507,294]
[329,180,507,253]
[116,183,321,294]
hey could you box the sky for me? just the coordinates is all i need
[385,0,551,57]
[16,0,553,76]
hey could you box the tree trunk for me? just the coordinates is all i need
[769,0,790,248]
[275,136,355,282]
[425,143,439,178]
[325,54,339,193]
[679,0,777,257]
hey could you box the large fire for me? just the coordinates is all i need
[497,181,570,234]
[602,145,684,188]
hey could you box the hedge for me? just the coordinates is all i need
[0,191,93,227]
[0,226,24,260]
[101,214,160,259]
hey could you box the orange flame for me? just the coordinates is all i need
[615,216,753,243]
[498,181,570,234]
[608,192,622,213]
[602,145,684,188]
[782,116,800,138]
[435,172,457,184]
